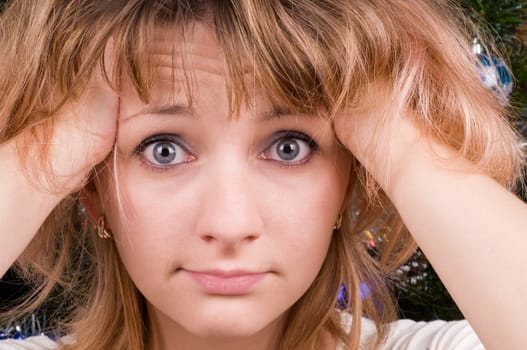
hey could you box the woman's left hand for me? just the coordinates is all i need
[332,85,422,196]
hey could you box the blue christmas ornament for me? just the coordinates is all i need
[337,282,372,309]
[13,325,24,340]
[473,39,513,102]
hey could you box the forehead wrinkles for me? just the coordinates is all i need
[140,23,317,116]
[149,24,227,76]
[134,23,230,110]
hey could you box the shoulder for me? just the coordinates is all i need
[0,336,57,350]
[338,312,484,350]
[381,319,484,350]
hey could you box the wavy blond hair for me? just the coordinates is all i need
[0,1,522,349]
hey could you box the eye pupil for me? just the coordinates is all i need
[277,139,300,161]
[153,142,177,164]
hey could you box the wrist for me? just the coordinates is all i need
[15,128,95,196]
[384,127,477,206]
[349,115,425,196]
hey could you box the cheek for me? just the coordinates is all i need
[286,156,351,280]
[270,167,349,274]
[100,173,191,286]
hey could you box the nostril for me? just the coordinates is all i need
[201,234,215,242]
[244,234,259,242]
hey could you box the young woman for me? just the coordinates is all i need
[0,0,525,349]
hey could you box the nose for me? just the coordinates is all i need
[196,160,263,247]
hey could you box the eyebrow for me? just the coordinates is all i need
[260,106,303,121]
[138,104,192,116]
[122,103,194,122]
[260,107,324,123]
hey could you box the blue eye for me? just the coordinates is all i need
[263,131,317,164]
[136,135,194,167]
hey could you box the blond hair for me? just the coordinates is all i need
[0,1,522,349]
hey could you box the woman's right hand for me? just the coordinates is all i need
[0,59,119,277]
[40,65,119,192]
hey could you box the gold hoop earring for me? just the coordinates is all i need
[97,216,113,239]
[333,213,343,230]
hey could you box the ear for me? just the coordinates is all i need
[80,179,104,224]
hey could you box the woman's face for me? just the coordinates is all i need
[95,23,352,346]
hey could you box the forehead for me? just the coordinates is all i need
[122,23,285,116]
[120,25,271,120]
[118,13,336,118]
[148,23,227,78]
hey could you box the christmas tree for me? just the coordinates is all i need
[462,0,527,106]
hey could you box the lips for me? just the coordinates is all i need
[186,270,267,295]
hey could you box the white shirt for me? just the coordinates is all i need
[0,317,484,349]
[0,336,57,350]
[343,316,484,349]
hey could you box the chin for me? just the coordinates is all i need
[149,296,287,342]
[189,316,268,338]
[180,306,284,341]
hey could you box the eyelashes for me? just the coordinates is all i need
[134,134,195,168]
[134,130,319,170]
[260,130,319,165]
